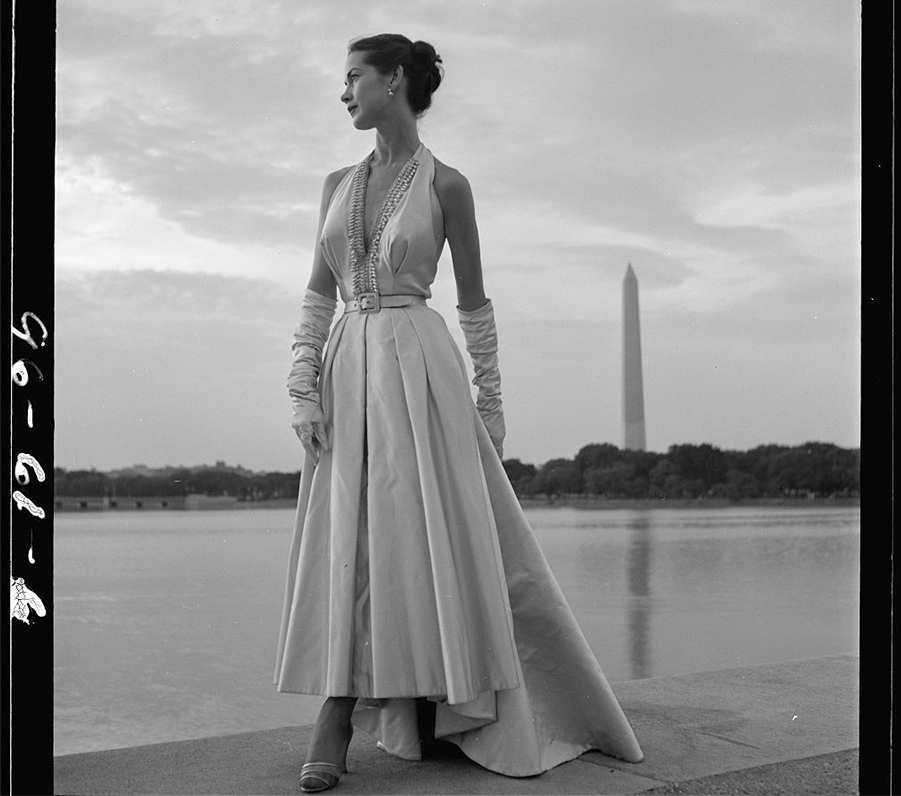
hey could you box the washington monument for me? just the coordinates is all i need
[622,263,646,450]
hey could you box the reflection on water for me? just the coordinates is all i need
[528,506,859,689]
[54,506,859,755]
[626,512,652,680]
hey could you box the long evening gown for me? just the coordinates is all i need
[274,143,643,777]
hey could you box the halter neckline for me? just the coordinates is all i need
[346,145,422,298]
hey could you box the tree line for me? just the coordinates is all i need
[54,441,859,502]
[53,466,301,501]
[502,442,859,500]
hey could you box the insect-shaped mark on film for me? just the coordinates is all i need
[11,577,46,624]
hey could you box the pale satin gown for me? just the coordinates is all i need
[274,143,643,777]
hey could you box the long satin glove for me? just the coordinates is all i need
[287,289,337,465]
[457,299,506,460]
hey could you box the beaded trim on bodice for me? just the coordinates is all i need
[347,151,420,298]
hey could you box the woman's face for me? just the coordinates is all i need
[341,51,392,129]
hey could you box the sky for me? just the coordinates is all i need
[53,0,862,473]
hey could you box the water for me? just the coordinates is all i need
[53,505,859,755]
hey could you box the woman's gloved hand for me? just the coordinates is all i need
[287,289,337,465]
[458,299,505,460]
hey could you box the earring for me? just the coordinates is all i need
[387,88,395,97]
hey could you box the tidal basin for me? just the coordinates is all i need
[54,504,859,756]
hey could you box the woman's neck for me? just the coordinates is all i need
[372,118,420,167]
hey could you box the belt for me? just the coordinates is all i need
[344,293,427,314]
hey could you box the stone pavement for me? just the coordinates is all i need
[54,654,859,795]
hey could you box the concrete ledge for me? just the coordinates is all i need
[54,655,858,795]
[636,749,859,795]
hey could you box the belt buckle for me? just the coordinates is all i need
[358,292,380,313]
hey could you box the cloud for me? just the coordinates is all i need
[57,8,326,248]
[57,0,859,257]
[54,270,306,471]
[53,0,861,466]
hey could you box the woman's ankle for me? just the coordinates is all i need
[320,696,356,726]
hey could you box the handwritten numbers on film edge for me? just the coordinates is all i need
[11,312,49,622]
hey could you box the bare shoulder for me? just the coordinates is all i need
[432,157,474,209]
[433,157,469,188]
[323,165,354,195]
[315,165,354,216]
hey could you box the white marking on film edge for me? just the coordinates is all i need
[10,577,47,623]
[12,491,45,519]
[15,453,46,486]
[12,311,49,350]
[12,359,45,386]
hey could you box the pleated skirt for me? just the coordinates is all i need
[274,305,643,776]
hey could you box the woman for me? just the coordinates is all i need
[274,33,643,792]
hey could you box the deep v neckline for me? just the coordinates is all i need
[347,145,421,298]
[359,145,422,252]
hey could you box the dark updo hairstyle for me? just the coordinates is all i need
[348,34,443,116]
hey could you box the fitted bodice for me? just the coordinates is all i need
[320,143,446,302]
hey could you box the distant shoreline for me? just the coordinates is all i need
[516,496,860,510]
[54,496,859,512]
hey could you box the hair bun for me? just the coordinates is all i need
[347,33,442,115]
[410,40,442,92]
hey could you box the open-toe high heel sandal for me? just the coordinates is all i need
[300,725,354,793]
